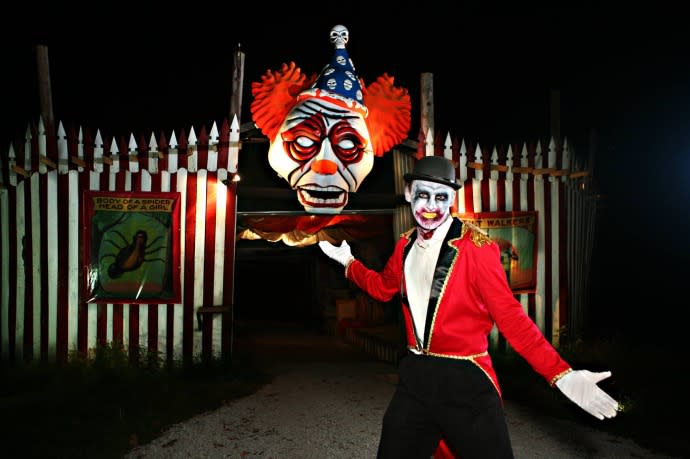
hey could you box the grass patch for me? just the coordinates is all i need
[0,344,271,459]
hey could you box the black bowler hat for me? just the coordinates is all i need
[403,155,461,190]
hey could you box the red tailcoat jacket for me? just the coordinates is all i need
[345,217,572,458]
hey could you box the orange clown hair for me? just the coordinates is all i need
[362,74,411,156]
[250,62,316,142]
[250,63,411,156]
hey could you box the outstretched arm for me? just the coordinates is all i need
[555,370,620,420]
[318,240,354,268]
[473,240,620,421]
[318,239,403,303]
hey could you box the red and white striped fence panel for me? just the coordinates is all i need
[0,116,240,364]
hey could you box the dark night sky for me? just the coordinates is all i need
[2,3,689,338]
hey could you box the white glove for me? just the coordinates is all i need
[318,240,354,267]
[555,370,619,420]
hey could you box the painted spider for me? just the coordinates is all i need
[99,229,167,279]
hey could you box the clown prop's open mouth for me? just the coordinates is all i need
[297,185,348,209]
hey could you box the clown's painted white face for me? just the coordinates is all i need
[268,97,374,214]
[405,180,456,232]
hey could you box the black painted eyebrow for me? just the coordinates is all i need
[287,99,359,123]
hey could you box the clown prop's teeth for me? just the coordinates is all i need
[298,185,347,206]
[422,212,437,219]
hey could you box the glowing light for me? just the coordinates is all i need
[221,173,241,185]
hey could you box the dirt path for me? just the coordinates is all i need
[124,321,680,459]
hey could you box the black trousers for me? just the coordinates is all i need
[377,353,514,459]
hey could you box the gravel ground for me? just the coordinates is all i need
[124,322,681,459]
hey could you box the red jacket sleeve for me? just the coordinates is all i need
[346,237,406,303]
[473,241,571,385]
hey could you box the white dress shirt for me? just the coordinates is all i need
[404,217,453,348]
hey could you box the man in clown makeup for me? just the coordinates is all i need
[319,155,620,459]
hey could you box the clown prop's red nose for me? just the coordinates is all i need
[311,159,337,175]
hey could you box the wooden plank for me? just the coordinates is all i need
[13,165,30,177]
[70,156,87,167]
[39,155,56,169]
[197,306,231,314]
[532,167,556,175]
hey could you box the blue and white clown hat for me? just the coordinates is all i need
[297,25,368,117]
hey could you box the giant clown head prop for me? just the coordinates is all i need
[250,25,411,214]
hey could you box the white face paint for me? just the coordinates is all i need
[404,180,456,231]
[267,97,374,214]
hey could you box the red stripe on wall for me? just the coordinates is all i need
[82,129,94,169]
[480,176,490,211]
[109,170,127,352]
[23,177,34,361]
[87,166,105,351]
[96,170,110,349]
[558,180,568,334]
[202,173,217,355]
[148,170,164,357]
[56,174,69,363]
[137,138,147,172]
[496,177,506,212]
[150,173,162,193]
[118,139,128,173]
[183,173,198,361]
[463,145,478,214]
[178,146,188,170]
[203,175,216,309]
[159,147,168,173]
[462,184,474,213]
[166,304,174,365]
[128,174,140,359]
[30,128,39,174]
[223,183,238,355]
[77,163,90,357]
[114,166,126,190]
[493,161,504,350]
[543,177,553,341]
[39,176,49,360]
[45,122,58,163]
[166,177,178,363]
[112,304,123,345]
[511,173,521,211]
[148,304,158,355]
[97,304,107,347]
[0,188,5,358]
[218,121,229,170]
[509,165,528,331]
[7,187,17,362]
[197,136,209,171]
[129,305,139,362]
[526,146,536,322]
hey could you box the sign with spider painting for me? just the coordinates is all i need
[459,211,538,294]
[83,191,181,304]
